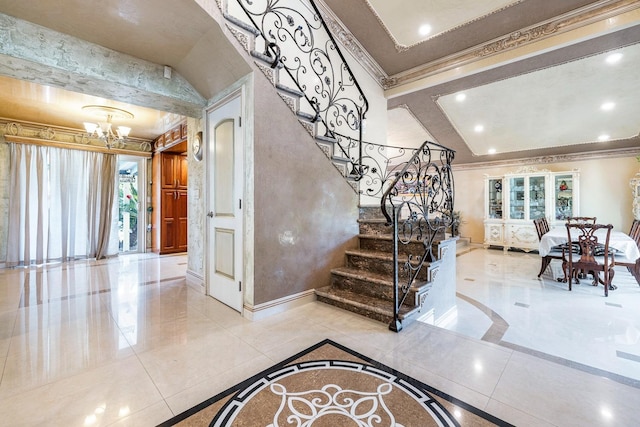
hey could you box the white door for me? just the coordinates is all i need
[206,94,243,312]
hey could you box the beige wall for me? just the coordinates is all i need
[252,74,360,305]
[454,155,640,244]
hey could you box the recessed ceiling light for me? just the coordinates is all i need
[605,52,623,64]
[419,24,432,36]
[598,134,610,141]
[455,93,466,102]
[474,124,484,133]
[600,102,615,111]
[488,148,496,154]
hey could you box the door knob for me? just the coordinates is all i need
[207,211,214,218]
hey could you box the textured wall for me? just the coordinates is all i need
[0,12,205,117]
[252,75,360,305]
[187,117,205,279]
[0,140,8,263]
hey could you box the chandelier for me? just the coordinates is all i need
[82,105,134,149]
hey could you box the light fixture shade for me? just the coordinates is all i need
[82,105,134,148]
[117,126,131,137]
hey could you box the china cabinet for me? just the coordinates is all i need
[631,170,640,220]
[483,168,580,251]
[550,172,579,224]
[483,176,504,247]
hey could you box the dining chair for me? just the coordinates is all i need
[566,216,597,224]
[533,217,565,280]
[615,219,640,286]
[564,222,615,296]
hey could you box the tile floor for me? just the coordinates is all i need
[0,249,638,426]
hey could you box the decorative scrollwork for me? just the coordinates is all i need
[39,127,56,140]
[381,140,455,331]
[268,382,401,427]
[6,122,22,136]
[234,0,368,168]
[139,141,152,152]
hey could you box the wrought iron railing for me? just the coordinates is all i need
[226,0,455,331]
[230,0,369,176]
[380,140,456,332]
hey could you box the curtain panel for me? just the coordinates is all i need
[7,143,118,267]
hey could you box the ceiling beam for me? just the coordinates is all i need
[0,12,207,118]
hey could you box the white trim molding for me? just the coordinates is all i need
[243,289,317,321]
[186,269,205,292]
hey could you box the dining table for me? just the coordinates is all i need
[539,226,640,285]
[539,227,640,260]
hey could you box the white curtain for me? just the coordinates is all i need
[7,143,118,267]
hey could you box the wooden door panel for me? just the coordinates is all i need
[161,154,177,188]
[177,155,188,189]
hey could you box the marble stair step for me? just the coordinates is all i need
[330,266,429,304]
[344,249,431,281]
[357,218,392,235]
[315,286,420,325]
[358,234,437,259]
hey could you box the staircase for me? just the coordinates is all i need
[220,0,367,193]
[315,206,446,326]
[217,0,457,330]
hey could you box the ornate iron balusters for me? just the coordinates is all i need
[228,0,456,331]
[232,0,369,176]
[381,141,455,332]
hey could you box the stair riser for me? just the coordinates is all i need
[359,237,427,258]
[359,206,388,221]
[316,295,393,324]
[346,254,429,281]
[330,273,422,303]
[359,221,391,235]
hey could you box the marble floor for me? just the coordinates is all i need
[0,250,639,426]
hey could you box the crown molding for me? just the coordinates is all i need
[384,0,640,90]
[315,0,388,88]
[361,0,526,53]
[317,0,640,90]
[452,146,640,171]
[0,118,153,156]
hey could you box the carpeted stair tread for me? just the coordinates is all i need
[315,286,420,320]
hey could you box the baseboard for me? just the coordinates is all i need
[416,308,435,325]
[186,269,205,293]
[435,306,458,328]
[243,289,316,321]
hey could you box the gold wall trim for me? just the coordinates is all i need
[4,135,152,157]
[0,118,153,157]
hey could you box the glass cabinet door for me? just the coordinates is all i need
[554,174,573,220]
[529,175,546,220]
[509,177,525,220]
[488,179,503,219]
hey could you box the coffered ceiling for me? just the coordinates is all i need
[324,0,640,164]
[0,0,639,164]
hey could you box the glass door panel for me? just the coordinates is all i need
[488,179,503,219]
[118,157,144,253]
[509,177,525,219]
[555,174,573,220]
[529,175,546,220]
